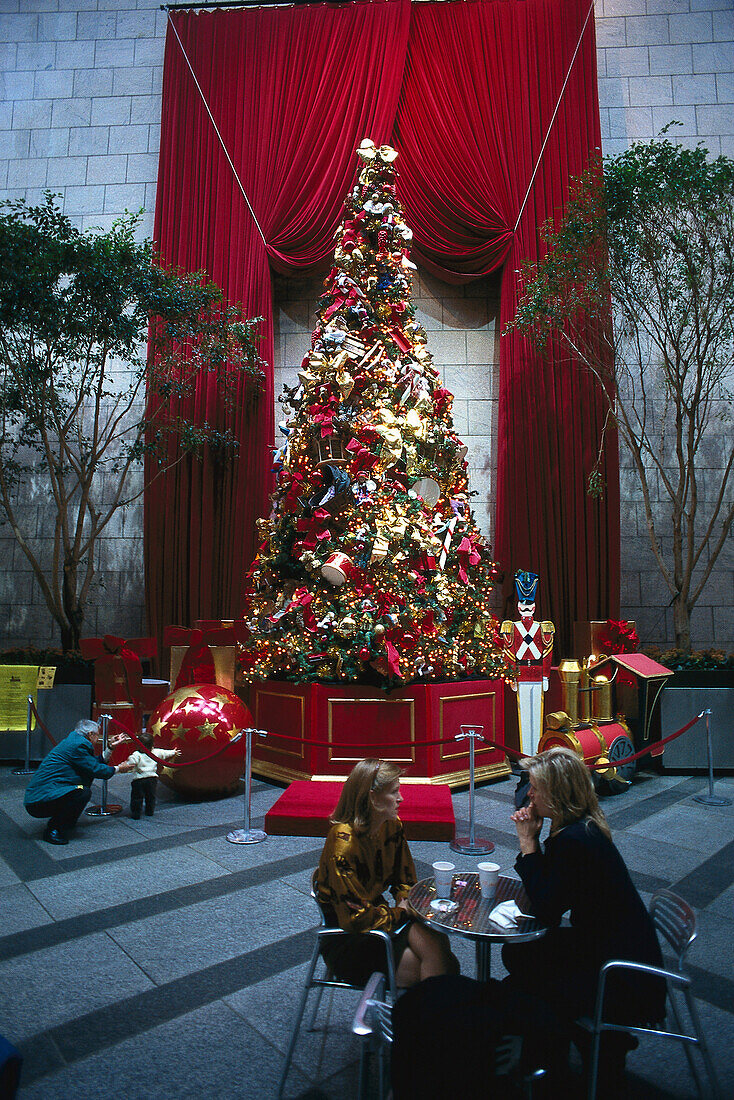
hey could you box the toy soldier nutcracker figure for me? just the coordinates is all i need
[501,570,555,757]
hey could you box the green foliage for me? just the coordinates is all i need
[0,193,265,650]
[508,135,734,652]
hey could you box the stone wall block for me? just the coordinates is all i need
[125,152,158,182]
[0,15,38,43]
[112,67,154,97]
[90,96,131,127]
[712,604,734,644]
[672,12,717,42]
[645,0,692,14]
[627,74,674,103]
[38,14,78,43]
[57,40,95,70]
[425,330,467,363]
[652,102,697,130]
[596,17,628,47]
[129,94,160,125]
[94,40,134,68]
[30,127,69,157]
[103,182,146,211]
[47,155,86,186]
[12,99,52,129]
[134,38,165,68]
[7,157,47,188]
[68,126,109,157]
[696,104,734,133]
[85,153,126,185]
[116,10,157,39]
[77,11,116,41]
[108,123,149,155]
[672,72,718,101]
[649,43,694,73]
[693,42,734,72]
[605,46,655,76]
[15,42,54,70]
[712,9,734,41]
[33,67,75,102]
[51,97,91,128]
[73,68,114,98]
[62,183,105,215]
[624,14,671,45]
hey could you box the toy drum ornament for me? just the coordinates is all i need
[321,551,354,586]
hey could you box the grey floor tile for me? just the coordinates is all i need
[627,802,734,855]
[0,931,153,1043]
[19,999,308,1100]
[0,882,52,936]
[26,847,229,918]
[106,880,317,983]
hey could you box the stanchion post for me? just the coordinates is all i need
[693,710,732,807]
[451,725,494,855]
[11,696,35,775]
[86,713,122,817]
[227,728,268,844]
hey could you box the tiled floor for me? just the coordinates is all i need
[0,764,732,1098]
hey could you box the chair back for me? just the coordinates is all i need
[650,889,697,971]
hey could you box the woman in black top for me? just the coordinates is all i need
[504,746,665,1027]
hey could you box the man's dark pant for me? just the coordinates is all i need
[25,788,90,836]
[130,776,157,817]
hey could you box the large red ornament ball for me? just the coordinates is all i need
[149,683,250,798]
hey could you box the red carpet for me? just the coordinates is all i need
[265,780,455,841]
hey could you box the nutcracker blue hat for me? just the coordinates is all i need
[514,570,538,603]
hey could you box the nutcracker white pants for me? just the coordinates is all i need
[516,681,544,757]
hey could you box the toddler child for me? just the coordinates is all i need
[127,731,180,819]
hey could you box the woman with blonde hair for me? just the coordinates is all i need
[315,758,458,987]
[503,747,665,1090]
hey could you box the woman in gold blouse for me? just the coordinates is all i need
[315,758,459,986]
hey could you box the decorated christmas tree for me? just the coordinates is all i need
[237,140,508,689]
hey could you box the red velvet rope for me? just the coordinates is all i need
[29,699,58,747]
[106,715,242,769]
[252,712,705,772]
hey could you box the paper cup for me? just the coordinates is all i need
[432,860,455,899]
[477,861,500,900]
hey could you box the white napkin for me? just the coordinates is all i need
[488,900,528,929]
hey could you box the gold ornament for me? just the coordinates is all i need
[337,615,357,637]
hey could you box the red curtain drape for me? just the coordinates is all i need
[394,0,619,649]
[149,0,619,656]
[146,0,411,644]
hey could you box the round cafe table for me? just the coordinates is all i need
[407,873,547,981]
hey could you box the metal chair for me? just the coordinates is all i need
[276,887,400,1100]
[580,888,721,1100]
[353,971,546,1100]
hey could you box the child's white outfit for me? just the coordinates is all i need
[128,747,177,818]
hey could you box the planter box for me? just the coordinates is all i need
[660,686,734,771]
[1,684,92,762]
[248,678,509,788]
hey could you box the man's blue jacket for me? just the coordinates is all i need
[24,729,115,806]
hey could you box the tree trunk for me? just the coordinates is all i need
[61,563,84,653]
[672,594,692,654]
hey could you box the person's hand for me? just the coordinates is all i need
[511,804,543,855]
[397,898,410,911]
[109,733,129,748]
[115,758,135,774]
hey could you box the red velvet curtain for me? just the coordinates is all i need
[395,0,619,649]
[149,0,619,656]
[147,0,411,643]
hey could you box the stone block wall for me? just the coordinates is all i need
[0,0,732,653]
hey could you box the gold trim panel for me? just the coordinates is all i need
[254,689,306,761]
[438,691,498,762]
[327,696,415,765]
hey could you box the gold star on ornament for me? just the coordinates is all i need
[169,724,188,742]
[196,719,219,740]
[209,691,232,709]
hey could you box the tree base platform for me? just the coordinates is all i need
[247,678,509,788]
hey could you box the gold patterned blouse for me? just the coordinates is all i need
[315,819,417,933]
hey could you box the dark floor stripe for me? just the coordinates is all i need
[673,839,734,908]
[1,809,280,883]
[0,845,322,962]
[603,777,701,829]
[18,927,315,1085]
